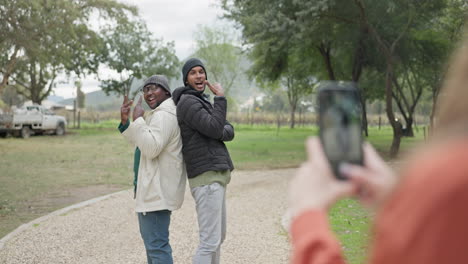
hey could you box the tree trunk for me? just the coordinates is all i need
[429,82,441,135]
[31,84,42,105]
[351,29,368,136]
[0,47,19,95]
[361,98,369,137]
[391,73,422,138]
[354,0,413,158]
[286,77,298,129]
[404,117,414,137]
[276,112,281,136]
[390,120,403,158]
[290,103,296,129]
[317,42,336,80]
[385,65,402,158]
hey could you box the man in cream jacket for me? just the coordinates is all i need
[119,75,186,264]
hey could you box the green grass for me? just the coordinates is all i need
[0,122,426,263]
[230,124,424,263]
[365,126,426,160]
[0,127,135,238]
[330,199,373,263]
[227,123,425,169]
[226,124,315,169]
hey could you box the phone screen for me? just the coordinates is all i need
[318,82,363,180]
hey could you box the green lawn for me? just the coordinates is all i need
[330,199,373,263]
[0,121,426,263]
[0,127,134,238]
[228,124,425,169]
[226,124,314,169]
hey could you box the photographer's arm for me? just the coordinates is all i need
[291,210,346,264]
[289,138,356,264]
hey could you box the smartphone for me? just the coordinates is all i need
[318,81,363,180]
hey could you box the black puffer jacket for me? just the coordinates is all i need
[172,86,234,178]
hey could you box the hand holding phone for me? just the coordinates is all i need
[318,81,363,180]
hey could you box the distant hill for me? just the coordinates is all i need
[57,53,262,112]
[59,90,124,111]
[47,95,65,103]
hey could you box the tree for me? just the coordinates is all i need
[283,51,316,128]
[352,0,447,156]
[99,19,180,96]
[222,0,460,157]
[262,88,287,134]
[291,0,457,151]
[222,0,374,132]
[75,81,85,108]
[0,0,137,104]
[427,0,467,130]
[193,25,243,97]
[388,29,449,137]
[222,0,317,128]
[0,85,24,108]
[253,48,315,128]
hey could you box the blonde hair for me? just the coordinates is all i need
[434,31,468,136]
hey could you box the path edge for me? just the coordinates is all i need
[0,189,131,251]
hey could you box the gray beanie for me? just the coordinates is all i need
[182,58,207,85]
[143,75,171,95]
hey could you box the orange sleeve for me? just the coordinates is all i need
[291,210,347,264]
[370,140,468,264]
[291,140,468,264]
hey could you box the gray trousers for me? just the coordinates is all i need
[190,182,226,264]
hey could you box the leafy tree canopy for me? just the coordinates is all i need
[0,0,179,104]
[99,19,180,96]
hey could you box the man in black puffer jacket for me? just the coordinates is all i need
[172,58,234,264]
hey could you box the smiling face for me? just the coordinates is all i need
[186,66,206,91]
[143,84,169,109]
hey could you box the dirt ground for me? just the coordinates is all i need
[0,184,126,238]
[25,184,125,213]
[0,169,293,263]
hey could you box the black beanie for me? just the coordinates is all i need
[182,58,208,85]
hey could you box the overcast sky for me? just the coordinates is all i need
[54,0,232,99]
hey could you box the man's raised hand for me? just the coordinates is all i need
[132,95,145,121]
[120,95,133,125]
[205,81,224,97]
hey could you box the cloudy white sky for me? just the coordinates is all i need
[123,0,228,59]
[54,0,232,99]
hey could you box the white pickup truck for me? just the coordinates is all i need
[0,105,67,138]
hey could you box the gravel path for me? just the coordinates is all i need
[0,169,294,264]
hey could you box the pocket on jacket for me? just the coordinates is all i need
[139,167,162,203]
[160,162,184,203]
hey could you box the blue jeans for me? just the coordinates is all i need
[137,210,173,264]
